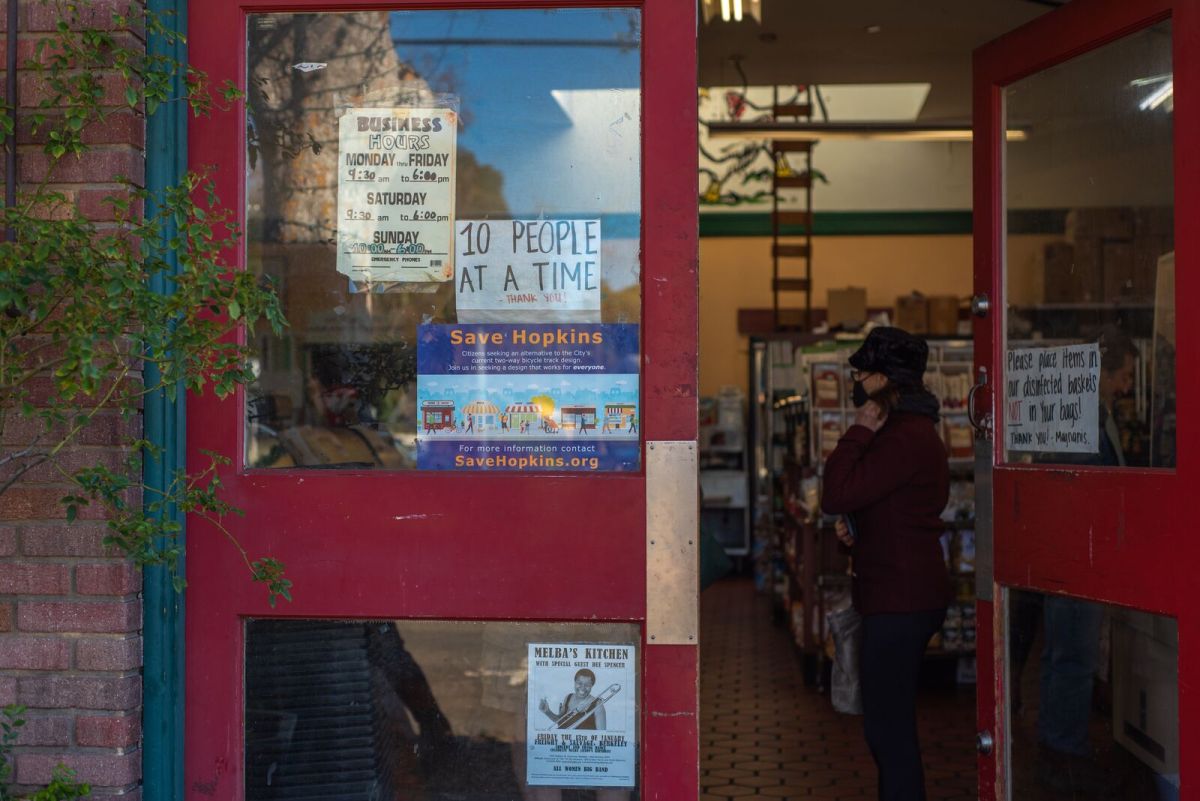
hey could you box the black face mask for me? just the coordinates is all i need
[851,380,870,408]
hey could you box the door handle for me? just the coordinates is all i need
[967,366,992,436]
[971,293,990,317]
[976,730,994,755]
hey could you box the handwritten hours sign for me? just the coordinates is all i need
[455,219,601,323]
[336,107,457,283]
[1005,344,1100,454]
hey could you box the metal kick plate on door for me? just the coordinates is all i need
[646,441,699,645]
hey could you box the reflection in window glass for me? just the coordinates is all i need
[244,10,642,471]
[245,619,640,800]
[1006,589,1178,799]
[1003,22,1174,468]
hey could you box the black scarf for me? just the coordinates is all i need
[893,386,941,422]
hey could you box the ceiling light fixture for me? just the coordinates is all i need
[1131,73,1174,112]
[706,121,1028,142]
[702,0,761,24]
[1138,81,1173,111]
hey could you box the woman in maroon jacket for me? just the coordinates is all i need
[821,327,950,801]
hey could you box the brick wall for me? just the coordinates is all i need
[1,1,145,797]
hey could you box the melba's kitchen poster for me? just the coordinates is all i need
[336,107,457,283]
[526,643,637,788]
[455,219,601,323]
[415,323,639,471]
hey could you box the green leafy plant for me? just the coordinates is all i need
[0,705,23,801]
[0,0,290,605]
[1,706,90,801]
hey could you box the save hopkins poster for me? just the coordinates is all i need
[526,643,637,788]
[415,323,639,471]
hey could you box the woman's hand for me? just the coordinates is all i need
[853,400,887,432]
[835,518,855,547]
[539,698,552,715]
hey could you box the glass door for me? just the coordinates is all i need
[973,1,1197,799]
[185,2,698,798]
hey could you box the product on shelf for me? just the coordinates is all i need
[813,364,842,408]
[819,413,844,458]
[717,386,745,429]
[936,603,977,654]
[956,655,977,684]
[942,606,964,651]
[817,365,844,408]
[939,369,973,411]
[944,416,974,458]
[791,600,805,646]
[801,476,821,521]
[942,479,976,521]
[957,530,976,573]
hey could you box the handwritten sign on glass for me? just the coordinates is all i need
[1005,343,1100,454]
[455,219,602,323]
[336,107,457,283]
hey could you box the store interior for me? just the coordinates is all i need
[696,1,1177,800]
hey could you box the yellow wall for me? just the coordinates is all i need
[699,233,1058,396]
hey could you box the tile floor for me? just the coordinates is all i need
[700,578,978,801]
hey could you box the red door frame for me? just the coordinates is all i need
[973,1,1198,798]
[185,1,697,798]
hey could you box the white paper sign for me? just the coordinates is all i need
[526,642,636,788]
[455,219,601,323]
[336,107,457,283]
[1005,343,1100,454]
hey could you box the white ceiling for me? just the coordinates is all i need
[697,0,1061,120]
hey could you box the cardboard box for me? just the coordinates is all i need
[894,294,929,334]
[927,295,960,336]
[826,287,867,329]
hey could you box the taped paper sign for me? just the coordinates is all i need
[336,107,457,283]
[1005,343,1100,454]
[456,219,601,323]
[526,642,637,788]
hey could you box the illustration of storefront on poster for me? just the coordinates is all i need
[526,642,637,788]
[336,106,457,283]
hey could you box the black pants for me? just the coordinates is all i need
[860,608,946,801]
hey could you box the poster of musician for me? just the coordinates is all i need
[526,642,637,788]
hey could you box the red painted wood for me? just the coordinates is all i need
[185,1,697,799]
[974,1,1197,796]
[642,644,698,800]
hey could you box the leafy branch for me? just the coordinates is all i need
[1,706,90,801]
[0,0,290,604]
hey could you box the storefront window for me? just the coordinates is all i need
[1003,22,1174,468]
[1005,589,1179,798]
[244,10,642,471]
[244,619,640,799]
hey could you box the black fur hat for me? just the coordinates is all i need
[848,327,929,386]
